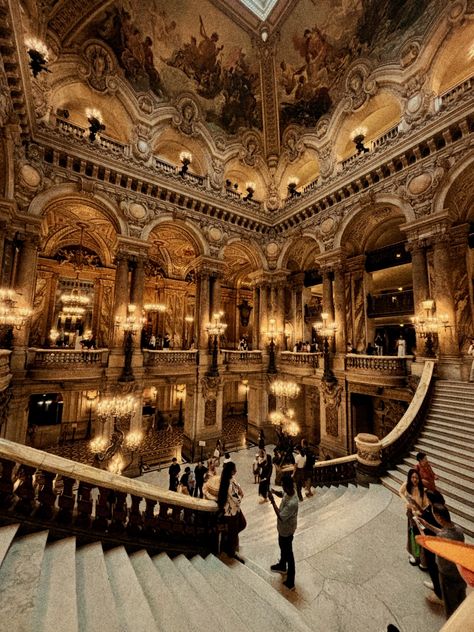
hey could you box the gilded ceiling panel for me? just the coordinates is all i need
[149,225,197,277]
[277,0,442,135]
[75,0,262,135]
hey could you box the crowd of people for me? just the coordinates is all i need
[398,452,467,620]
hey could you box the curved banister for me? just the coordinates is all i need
[0,438,217,513]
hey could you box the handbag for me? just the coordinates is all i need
[237,510,247,533]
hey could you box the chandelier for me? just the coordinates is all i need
[59,223,92,315]
[412,299,450,358]
[115,303,146,333]
[205,311,227,336]
[270,379,301,399]
[0,288,32,328]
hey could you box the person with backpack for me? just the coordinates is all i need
[301,439,316,497]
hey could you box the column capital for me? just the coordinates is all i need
[115,236,150,259]
[193,255,224,277]
[345,254,366,273]
[449,222,470,246]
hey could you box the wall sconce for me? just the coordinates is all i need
[260,26,269,42]
[179,151,192,176]
[25,38,50,78]
[86,108,105,142]
[287,177,301,199]
[351,126,369,155]
[243,181,256,202]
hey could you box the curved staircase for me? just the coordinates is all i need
[381,380,474,536]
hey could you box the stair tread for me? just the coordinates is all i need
[0,531,48,632]
[404,455,474,482]
[174,555,249,632]
[153,552,213,631]
[75,541,122,632]
[34,537,78,632]
[130,550,188,632]
[0,524,19,568]
[416,436,473,457]
[104,546,158,632]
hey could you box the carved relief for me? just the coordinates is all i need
[0,387,12,433]
[204,399,217,426]
[172,96,200,137]
[320,380,342,437]
[29,277,48,347]
[240,132,262,167]
[282,127,304,163]
[81,42,116,93]
[98,281,113,348]
[344,64,377,112]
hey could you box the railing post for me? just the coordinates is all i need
[355,433,382,484]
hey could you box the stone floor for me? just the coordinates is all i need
[138,446,473,632]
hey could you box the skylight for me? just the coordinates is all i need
[238,0,279,21]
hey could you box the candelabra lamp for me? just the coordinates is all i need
[0,288,32,349]
[243,181,256,202]
[205,312,227,377]
[25,38,50,77]
[86,108,105,143]
[315,312,338,383]
[287,177,301,199]
[412,299,450,358]
[269,379,301,446]
[115,304,145,382]
[263,318,282,375]
[179,151,192,177]
[351,126,369,155]
[89,395,142,475]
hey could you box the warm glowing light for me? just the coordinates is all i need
[89,436,108,454]
[107,454,124,475]
[288,176,299,186]
[25,37,49,59]
[179,150,192,164]
[270,380,301,399]
[86,108,103,123]
[351,126,368,140]
[124,430,143,452]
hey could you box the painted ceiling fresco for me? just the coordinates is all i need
[89,0,261,135]
[277,0,442,133]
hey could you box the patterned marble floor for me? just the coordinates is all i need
[139,446,472,632]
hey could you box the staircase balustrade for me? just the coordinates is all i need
[143,350,198,366]
[222,350,262,365]
[312,455,357,486]
[280,351,321,368]
[27,348,109,368]
[0,438,219,555]
[0,349,12,390]
[345,354,412,375]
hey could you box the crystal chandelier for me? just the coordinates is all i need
[270,379,301,399]
[269,379,301,437]
[0,288,32,328]
[59,223,92,315]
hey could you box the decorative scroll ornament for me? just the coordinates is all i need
[201,376,221,401]
[172,95,200,137]
[131,124,153,162]
[81,42,116,93]
[282,126,304,163]
[240,132,262,167]
[344,63,377,112]
[320,376,342,437]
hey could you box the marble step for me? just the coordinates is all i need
[395,461,474,498]
[104,546,158,632]
[227,555,314,632]
[0,530,48,632]
[129,549,188,632]
[242,485,362,546]
[421,426,474,446]
[404,453,474,485]
[0,523,18,567]
[174,554,249,632]
[416,436,474,459]
[427,408,474,424]
[380,474,474,538]
[412,442,474,472]
[153,552,212,632]
[424,416,474,434]
[435,380,474,390]
[34,537,78,632]
[193,553,310,632]
[75,541,122,632]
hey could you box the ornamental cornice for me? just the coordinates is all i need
[400,210,451,242]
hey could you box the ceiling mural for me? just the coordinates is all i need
[277,0,442,134]
[89,0,262,135]
[149,225,197,278]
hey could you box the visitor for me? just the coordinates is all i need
[223,452,231,464]
[258,454,273,503]
[293,446,306,502]
[258,429,265,450]
[399,468,429,566]
[366,342,375,355]
[421,504,467,619]
[213,439,222,467]
[179,466,191,494]
[217,461,246,563]
[268,473,299,591]
[163,333,171,349]
[468,337,474,382]
[252,452,260,484]
[415,452,438,491]
[397,335,406,357]
[416,489,446,605]
[168,457,180,492]
[375,333,384,355]
[193,460,208,498]
[148,334,156,349]
[301,438,315,497]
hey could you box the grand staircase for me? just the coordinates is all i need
[381,379,474,536]
[0,524,315,632]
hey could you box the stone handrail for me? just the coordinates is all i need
[143,350,198,366]
[27,348,109,368]
[0,349,12,391]
[440,592,474,632]
[0,437,219,555]
[280,351,321,368]
[380,360,435,466]
[310,361,434,484]
[345,354,413,375]
[222,350,263,364]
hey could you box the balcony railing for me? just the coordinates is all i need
[222,350,262,365]
[280,351,321,368]
[27,348,109,368]
[143,350,198,366]
[367,289,414,317]
[345,354,412,375]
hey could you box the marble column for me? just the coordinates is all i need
[211,274,222,316]
[333,264,347,354]
[276,283,286,339]
[449,224,473,352]
[322,270,335,321]
[347,255,367,353]
[197,271,211,350]
[14,236,39,307]
[112,255,130,348]
[259,283,269,334]
[407,240,429,315]
[130,257,145,349]
[252,285,260,349]
[432,233,458,357]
